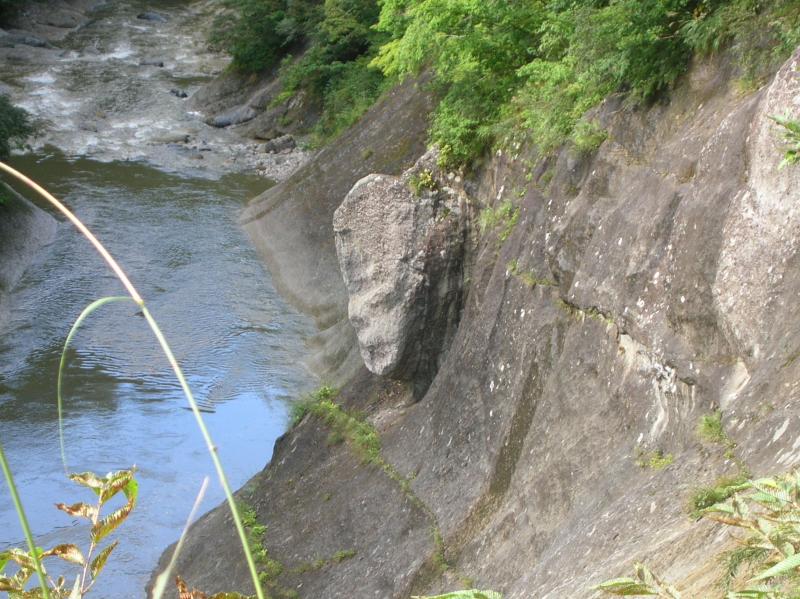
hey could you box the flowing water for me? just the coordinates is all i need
[0,2,316,596]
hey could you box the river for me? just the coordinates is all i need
[0,1,315,597]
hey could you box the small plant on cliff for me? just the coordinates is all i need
[237,501,284,589]
[770,115,800,168]
[571,119,608,155]
[408,169,437,196]
[0,468,137,598]
[634,448,675,470]
[596,470,800,597]
[290,385,338,426]
[697,410,743,462]
[478,201,519,243]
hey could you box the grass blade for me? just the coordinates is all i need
[57,296,134,472]
[0,442,52,599]
[151,477,209,599]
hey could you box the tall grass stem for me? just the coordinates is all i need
[151,477,209,599]
[57,296,135,473]
[0,442,52,599]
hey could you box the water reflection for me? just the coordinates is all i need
[0,151,315,597]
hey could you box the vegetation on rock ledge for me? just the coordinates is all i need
[215,0,800,166]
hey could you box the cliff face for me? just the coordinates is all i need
[0,185,56,320]
[155,47,800,598]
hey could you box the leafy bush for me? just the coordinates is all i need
[375,0,800,165]
[217,0,800,164]
[372,0,545,166]
[0,95,33,158]
[0,468,137,598]
[210,0,321,72]
[274,0,388,142]
[597,470,800,598]
[688,473,749,519]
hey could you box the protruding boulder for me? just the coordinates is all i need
[206,105,258,128]
[261,134,296,154]
[333,150,470,392]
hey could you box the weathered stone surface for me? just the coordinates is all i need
[206,104,258,128]
[155,46,800,599]
[0,184,57,316]
[1,30,49,47]
[334,150,469,389]
[261,134,295,154]
[1,0,97,43]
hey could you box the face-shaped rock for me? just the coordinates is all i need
[333,173,433,376]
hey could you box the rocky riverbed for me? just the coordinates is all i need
[0,0,310,179]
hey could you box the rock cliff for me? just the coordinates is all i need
[0,184,56,319]
[154,47,800,598]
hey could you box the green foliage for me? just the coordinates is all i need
[291,385,382,464]
[210,0,320,72]
[594,562,681,598]
[598,470,800,598]
[374,0,800,165]
[217,0,800,162]
[635,448,675,470]
[332,549,356,562]
[0,95,33,158]
[290,384,338,426]
[306,56,389,143]
[237,501,284,586]
[688,473,750,519]
[697,410,730,445]
[697,410,743,462]
[0,468,137,598]
[215,0,387,141]
[408,169,437,195]
[770,116,800,168]
[373,0,545,166]
[572,119,608,154]
[478,200,519,243]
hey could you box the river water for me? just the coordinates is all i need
[0,2,315,596]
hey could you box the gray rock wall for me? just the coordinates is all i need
[154,48,800,599]
[0,183,57,316]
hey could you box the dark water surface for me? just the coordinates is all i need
[0,152,315,596]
